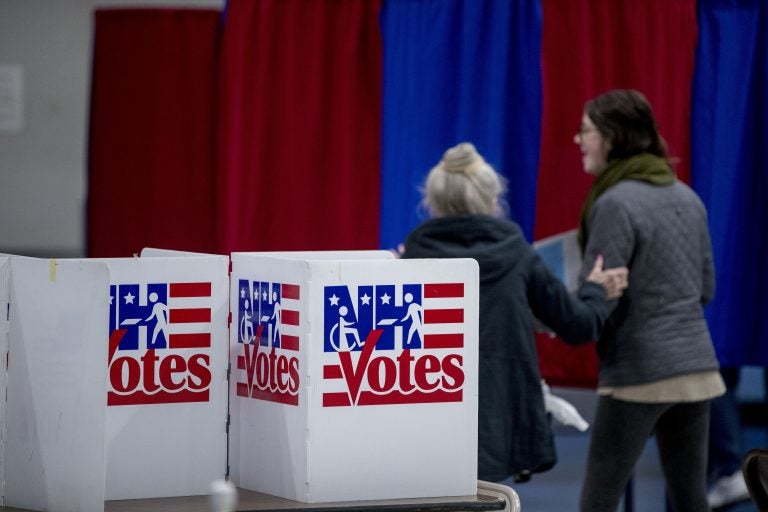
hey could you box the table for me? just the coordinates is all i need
[0,484,516,512]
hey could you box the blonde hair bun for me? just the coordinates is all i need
[422,141,506,218]
[442,142,485,174]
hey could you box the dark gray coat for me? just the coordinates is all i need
[403,214,611,482]
[579,180,719,387]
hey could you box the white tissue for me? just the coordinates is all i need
[542,381,589,432]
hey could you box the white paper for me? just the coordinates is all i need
[533,229,582,292]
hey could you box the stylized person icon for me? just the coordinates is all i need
[145,291,168,349]
[240,298,255,344]
[400,292,424,348]
[330,305,363,352]
[269,291,282,347]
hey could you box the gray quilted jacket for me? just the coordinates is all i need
[578,179,719,387]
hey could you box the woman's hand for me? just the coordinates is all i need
[587,254,628,300]
[388,243,405,259]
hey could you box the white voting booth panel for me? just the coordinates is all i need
[98,252,229,500]
[4,256,109,512]
[0,256,9,500]
[230,251,479,503]
[0,251,229,511]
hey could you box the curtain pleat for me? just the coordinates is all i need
[214,0,382,253]
[87,9,220,257]
[692,0,768,366]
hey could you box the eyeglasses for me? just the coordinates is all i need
[576,125,598,139]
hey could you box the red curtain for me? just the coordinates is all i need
[535,0,699,387]
[88,9,220,257]
[214,0,383,253]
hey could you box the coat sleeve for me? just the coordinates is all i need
[526,251,610,345]
[579,193,635,284]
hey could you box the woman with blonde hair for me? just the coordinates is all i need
[401,142,628,483]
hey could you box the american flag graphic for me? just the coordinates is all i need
[321,282,465,407]
[235,281,301,405]
[109,282,212,351]
[107,281,213,406]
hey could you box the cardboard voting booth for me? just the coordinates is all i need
[0,251,229,511]
[4,256,109,512]
[0,248,481,509]
[229,251,480,503]
[0,256,9,500]
[100,250,229,500]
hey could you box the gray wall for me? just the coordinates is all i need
[0,0,221,258]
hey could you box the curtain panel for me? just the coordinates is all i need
[380,0,543,249]
[692,0,768,366]
[88,9,220,257]
[214,0,383,253]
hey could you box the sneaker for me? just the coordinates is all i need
[707,470,750,508]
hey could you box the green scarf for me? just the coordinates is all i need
[577,153,676,252]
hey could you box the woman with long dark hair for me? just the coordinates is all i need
[574,89,725,511]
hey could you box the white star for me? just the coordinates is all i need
[263,291,268,301]
[253,290,258,300]
[380,292,391,305]
[240,288,245,299]
[360,293,371,305]
[124,291,135,304]
[109,295,114,305]
[329,294,340,306]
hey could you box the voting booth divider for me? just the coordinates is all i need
[0,257,9,505]
[0,250,229,511]
[101,249,230,501]
[0,250,479,510]
[229,251,479,502]
[3,255,110,512]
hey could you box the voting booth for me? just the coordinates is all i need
[3,255,109,512]
[101,249,229,500]
[0,256,9,502]
[0,251,229,511]
[229,251,480,503]
[0,249,481,509]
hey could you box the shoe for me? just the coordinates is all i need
[707,470,750,508]
[513,470,531,483]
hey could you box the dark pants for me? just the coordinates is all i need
[580,396,711,512]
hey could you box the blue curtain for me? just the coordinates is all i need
[692,0,768,366]
[379,0,542,249]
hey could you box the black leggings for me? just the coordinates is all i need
[580,396,711,512]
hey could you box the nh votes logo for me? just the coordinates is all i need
[108,282,213,406]
[322,282,466,407]
[234,280,300,406]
